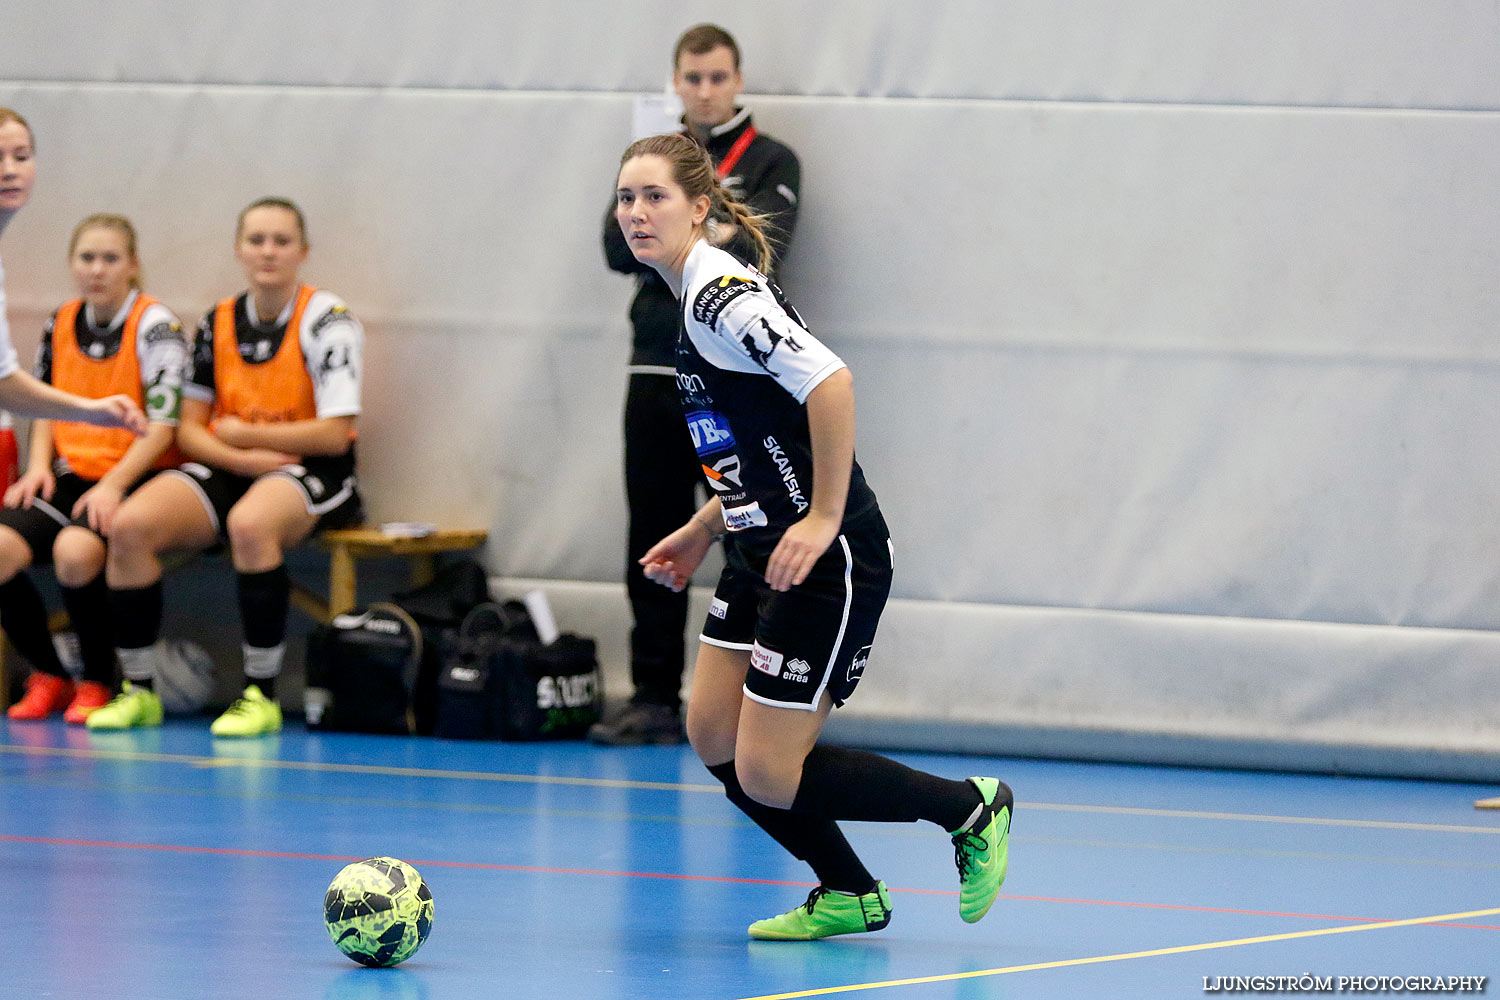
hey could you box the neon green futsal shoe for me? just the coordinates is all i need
[748,882,892,940]
[210,684,282,737]
[951,776,1012,923]
[85,682,164,730]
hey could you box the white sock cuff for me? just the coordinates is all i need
[242,644,285,680]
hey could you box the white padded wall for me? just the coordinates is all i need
[3,2,1497,766]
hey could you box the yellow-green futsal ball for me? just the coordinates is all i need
[324,857,434,967]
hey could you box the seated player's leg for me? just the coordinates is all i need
[0,516,73,720]
[91,471,218,729]
[212,474,318,737]
[52,525,113,722]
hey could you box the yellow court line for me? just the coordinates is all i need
[5,744,1500,835]
[734,905,1500,1000]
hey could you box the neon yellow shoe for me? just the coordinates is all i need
[210,685,282,738]
[951,777,1012,923]
[85,682,164,730]
[748,882,892,940]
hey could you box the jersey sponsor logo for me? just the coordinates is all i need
[782,657,811,684]
[762,435,809,513]
[708,597,729,620]
[701,455,743,492]
[848,645,872,684]
[310,304,351,337]
[315,343,354,386]
[722,501,767,530]
[692,275,757,331]
[685,410,736,455]
[739,316,805,373]
[750,641,783,676]
[240,337,276,362]
[143,320,181,344]
[676,372,706,395]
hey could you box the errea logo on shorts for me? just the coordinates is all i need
[783,658,811,684]
[750,641,782,676]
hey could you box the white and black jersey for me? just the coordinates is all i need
[185,289,362,419]
[677,241,877,546]
[36,289,187,425]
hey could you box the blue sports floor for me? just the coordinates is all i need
[2,717,1497,999]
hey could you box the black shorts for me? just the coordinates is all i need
[0,470,153,559]
[700,507,893,711]
[167,455,363,541]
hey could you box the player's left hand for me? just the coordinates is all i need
[764,511,839,592]
[73,482,125,535]
[90,395,148,435]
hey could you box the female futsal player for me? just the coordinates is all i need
[0,111,147,435]
[3,214,187,722]
[88,198,363,737]
[616,132,1012,939]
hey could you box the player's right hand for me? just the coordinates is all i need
[4,467,53,509]
[639,520,715,592]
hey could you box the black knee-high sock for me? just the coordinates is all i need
[791,745,983,832]
[0,574,67,678]
[238,566,289,697]
[707,760,875,895]
[111,581,163,690]
[60,576,115,685]
[237,565,289,649]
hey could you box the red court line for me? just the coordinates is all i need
[6,834,1497,931]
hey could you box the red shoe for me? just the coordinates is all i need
[63,680,111,724]
[6,672,75,720]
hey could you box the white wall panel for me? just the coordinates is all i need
[3,2,1497,108]
[2,1,1497,765]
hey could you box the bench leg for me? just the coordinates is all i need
[329,545,358,618]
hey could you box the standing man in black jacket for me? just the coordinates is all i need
[595,23,801,744]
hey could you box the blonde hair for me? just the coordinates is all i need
[0,107,34,149]
[619,132,773,274]
[69,213,143,289]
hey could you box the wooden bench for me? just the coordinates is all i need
[0,525,487,708]
[290,526,489,622]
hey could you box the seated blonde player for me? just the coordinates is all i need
[89,198,363,737]
[2,214,185,723]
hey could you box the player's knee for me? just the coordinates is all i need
[685,705,733,765]
[52,529,105,587]
[734,755,797,810]
[0,529,32,581]
[108,504,156,557]
[225,506,279,561]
